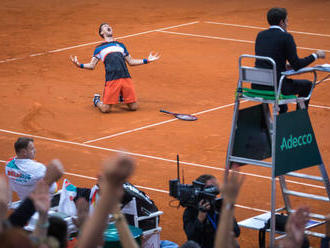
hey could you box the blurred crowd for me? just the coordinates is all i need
[0,137,329,248]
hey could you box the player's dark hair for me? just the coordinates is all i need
[14,137,33,154]
[267,7,287,26]
[98,23,108,38]
[196,174,216,184]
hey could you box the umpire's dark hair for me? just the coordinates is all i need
[98,23,108,38]
[267,7,287,26]
[196,174,216,184]
[14,137,34,154]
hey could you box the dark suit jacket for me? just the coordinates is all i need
[254,27,315,88]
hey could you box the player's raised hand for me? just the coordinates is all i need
[70,55,81,67]
[148,52,160,62]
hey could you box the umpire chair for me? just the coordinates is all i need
[226,54,330,247]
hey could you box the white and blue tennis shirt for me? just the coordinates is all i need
[93,41,131,81]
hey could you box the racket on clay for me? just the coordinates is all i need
[160,109,198,121]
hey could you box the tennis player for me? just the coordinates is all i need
[70,23,160,113]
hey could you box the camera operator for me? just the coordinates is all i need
[183,174,240,248]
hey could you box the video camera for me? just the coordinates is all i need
[168,155,221,211]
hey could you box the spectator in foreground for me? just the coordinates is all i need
[77,153,136,248]
[279,206,310,248]
[0,176,62,248]
[214,165,244,248]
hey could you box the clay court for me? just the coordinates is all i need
[0,0,329,246]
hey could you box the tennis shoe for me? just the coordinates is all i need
[93,94,100,107]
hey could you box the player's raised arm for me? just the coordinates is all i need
[70,55,99,70]
[125,51,160,66]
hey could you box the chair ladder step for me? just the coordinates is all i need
[283,189,329,202]
[285,172,323,181]
[276,231,326,240]
[288,210,327,220]
[228,156,272,168]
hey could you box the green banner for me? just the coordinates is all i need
[275,109,321,176]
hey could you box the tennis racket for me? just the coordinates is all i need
[160,109,198,121]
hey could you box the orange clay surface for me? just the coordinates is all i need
[0,0,329,247]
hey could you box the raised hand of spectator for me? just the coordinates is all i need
[30,180,50,216]
[222,164,245,204]
[77,154,135,248]
[44,159,64,186]
[280,206,309,248]
[31,180,51,240]
[0,176,9,233]
[0,176,9,217]
[112,204,139,248]
[214,165,244,248]
[102,154,135,200]
[73,198,89,229]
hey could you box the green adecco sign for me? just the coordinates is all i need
[275,109,322,176]
[280,133,313,151]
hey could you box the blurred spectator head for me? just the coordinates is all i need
[180,240,201,248]
[48,216,68,248]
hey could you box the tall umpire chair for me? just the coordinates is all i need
[226,54,330,247]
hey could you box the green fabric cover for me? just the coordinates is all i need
[239,88,296,100]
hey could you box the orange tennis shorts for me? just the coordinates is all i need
[103,78,137,104]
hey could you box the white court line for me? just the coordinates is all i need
[158,30,254,44]
[0,160,267,213]
[309,104,330,110]
[84,102,240,144]
[205,21,330,38]
[0,21,199,64]
[158,30,330,53]
[0,57,23,63]
[84,119,177,144]
[0,128,325,190]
